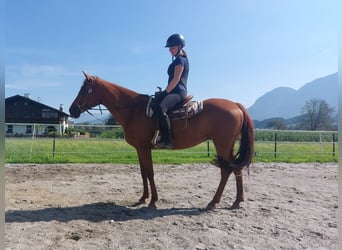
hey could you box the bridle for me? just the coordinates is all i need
[76,76,104,117]
[74,72,149,120]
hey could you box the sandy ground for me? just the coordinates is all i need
[5,162,337,250]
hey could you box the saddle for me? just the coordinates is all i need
[147,95,203,147]
[146,95,203,120]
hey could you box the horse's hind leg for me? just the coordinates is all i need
[231,169,244,209]
[206,168,232,210]
[207,137,243,210]
[206,168,244,210]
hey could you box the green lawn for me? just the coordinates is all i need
[5,137,338,164]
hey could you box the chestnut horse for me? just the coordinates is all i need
[69,71,254,210]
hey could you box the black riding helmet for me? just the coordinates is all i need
[165,34,185,48]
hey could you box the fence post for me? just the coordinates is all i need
[319,132,323,156]
[274,132,277,159]
[207,140,210,157]
[52,131,56,158]
[333,133,336,157]
[29,123,36,159]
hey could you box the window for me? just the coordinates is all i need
[7,125,13,133]
[42,109,58,118]
[44,126,57,135]
[26,125,33,134]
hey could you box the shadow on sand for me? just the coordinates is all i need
[6,202,206,223]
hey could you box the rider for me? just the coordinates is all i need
[155,33,189,149]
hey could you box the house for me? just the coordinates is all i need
[5,94,69,137]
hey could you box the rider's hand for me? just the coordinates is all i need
[155,90,168,101]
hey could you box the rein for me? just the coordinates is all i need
[115,95,149,110]
[85,105,105,121]
[76,75,148,117]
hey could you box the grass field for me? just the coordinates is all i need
[5,137,338,164]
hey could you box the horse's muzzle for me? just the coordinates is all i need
[69,105,81,118]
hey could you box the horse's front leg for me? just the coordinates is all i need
[135,148,158,208]
[134,164,149,206]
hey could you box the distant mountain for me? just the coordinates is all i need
[71,112,110,125]
[248,73,338,121]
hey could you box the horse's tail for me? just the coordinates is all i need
[232,103,254,168]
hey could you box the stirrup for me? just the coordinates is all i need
[156,140,172,149]
[151,130,160,145]
[155,142,172,149]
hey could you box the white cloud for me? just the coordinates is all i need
[21,65,64,76]
[308,46,337,60]
[6,64,80,77]
[130,47,145,55]
[6,48,58,58]
[5,80,65,90]
[5,64,81,90]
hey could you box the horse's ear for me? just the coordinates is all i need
[82,70,91,81]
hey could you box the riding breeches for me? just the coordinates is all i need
[156,92,186,116]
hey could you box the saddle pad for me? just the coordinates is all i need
[146,97,203,120]
[169,100,203,120]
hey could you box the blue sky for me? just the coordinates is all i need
[5,0,338,120]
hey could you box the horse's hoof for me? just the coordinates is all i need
[132,199,147,207]
[132,202,142,207]
[205,203,217,211]
[230,202,241,210]
[148,203,157,209]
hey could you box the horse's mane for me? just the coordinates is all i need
[97,77,150,98]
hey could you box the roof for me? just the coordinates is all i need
[5,95,69,124]
[6,95,69,116]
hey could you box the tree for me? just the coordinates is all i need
[105,114,119,125]
[298,98,335,131]
[265,118,287,130]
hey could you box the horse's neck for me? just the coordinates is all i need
[98,79,143,125]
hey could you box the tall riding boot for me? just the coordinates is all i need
[156,113,172,149]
